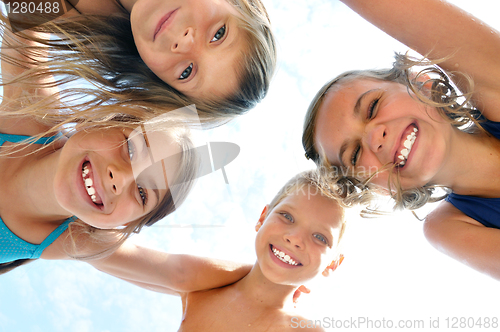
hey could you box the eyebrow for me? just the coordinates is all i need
[337,89,377,166]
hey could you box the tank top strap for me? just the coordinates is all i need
[0,132,62,146]
[32,216,76,258]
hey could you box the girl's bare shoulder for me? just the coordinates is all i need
[0,114,52,137]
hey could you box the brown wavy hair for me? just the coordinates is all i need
[302,53,481,211]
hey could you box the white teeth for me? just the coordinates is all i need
[82,163,98,203]
[272,247,299,266]
[396,127,418,166]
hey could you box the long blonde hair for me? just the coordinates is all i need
[1,0,277,127]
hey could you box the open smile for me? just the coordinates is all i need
[394,124,418,168]
[270,244,302,266]
[80,160,105,209]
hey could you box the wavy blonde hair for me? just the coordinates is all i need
[1,0,277,127]
[266,169,361,246]
[302,53,481,211]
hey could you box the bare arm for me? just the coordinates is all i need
[424,201,500,280]
[340,0,500,121]
[62,0,128,17]
[88,241,252,294]
[0,25,57,135]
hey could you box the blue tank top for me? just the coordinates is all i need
[0,132,75,263]
[445,119,500,229]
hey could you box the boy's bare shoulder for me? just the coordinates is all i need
[180,288,325,331]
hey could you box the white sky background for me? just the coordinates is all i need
[1,1,500,331]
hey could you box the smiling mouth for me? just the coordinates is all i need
[153,9,178,41]
[271,245,301,266]
[395,125,418,167]
[82,161,103,205]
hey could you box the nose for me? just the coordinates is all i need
[364,123,387,153]
[107,164,134,196]
[283,230,305,250]
[171,27,195,53]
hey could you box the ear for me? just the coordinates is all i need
[255,205,269,232]
[322,254,344,277]
[411,71,433,93]
[293,285,311,304]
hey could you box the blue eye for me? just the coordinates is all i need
[180,63,193,80]
[137,185,148,206]
[314,233,328,245]
[280,212,294,223]
[127,140,135,161]
[211,25,226,42]
[126,139,147,206]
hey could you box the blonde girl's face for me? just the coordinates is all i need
[130,0,247,100]
[254,188,343,286]
[53,128,176,229]
[314,78,455,191]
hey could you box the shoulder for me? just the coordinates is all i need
[39,229,72,260]
[0,115,53,138]
[423,201,486,254]
[424,201,483,239]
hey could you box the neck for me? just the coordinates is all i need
[233,262,298,310]
[3,146,72,223]
[431,129,500,196]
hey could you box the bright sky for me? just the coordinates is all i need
[1,1,500,331]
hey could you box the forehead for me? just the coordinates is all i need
[197,24,247,99]
[313,78,382,165]
[276,187,343,232]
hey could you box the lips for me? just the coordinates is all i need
[153,8,179,41]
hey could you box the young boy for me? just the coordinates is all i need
[177,170,346,331]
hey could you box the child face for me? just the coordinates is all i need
[53,128,178,229]
[314,78,454,190]
[255,187,343,286]
[130,0,246,100]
